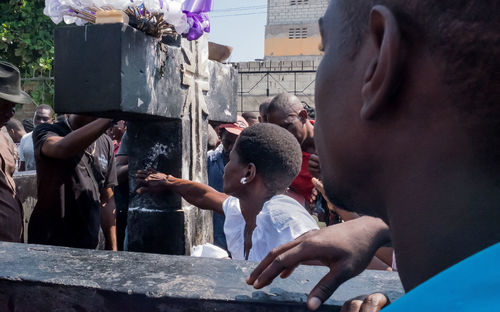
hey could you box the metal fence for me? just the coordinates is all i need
[233,60,318,113]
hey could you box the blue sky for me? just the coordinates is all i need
[208,0,267,62]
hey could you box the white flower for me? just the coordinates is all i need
[74,17,88,25]
[42,0,206,38]
[143,0,162,12]
[44,0,63,24]
[76,0,95,7]
[114,0,133,10]
[163,0,189,34]
[63,15,78,24]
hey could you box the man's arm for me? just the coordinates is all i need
[247,216,391,311]
[100,187,117,251]
[41,118,111,159]
[136,170,228,215]
[116,155,129,184]
[308,153,321,178]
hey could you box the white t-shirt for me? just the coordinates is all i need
[19,132,35,171]
[223,194,319,261]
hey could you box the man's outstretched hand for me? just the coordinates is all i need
[246,216,391,311]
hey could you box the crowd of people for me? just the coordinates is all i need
[0,0,499,310]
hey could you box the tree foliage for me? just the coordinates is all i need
[0,0,55,105]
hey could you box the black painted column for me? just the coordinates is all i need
[53,23,237,255]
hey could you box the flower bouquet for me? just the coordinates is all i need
[44,0,212,40]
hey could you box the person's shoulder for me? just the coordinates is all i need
[207,148,223,162]
[33,122,68,145]
[262,195,318,230]
[19,132,32,146]
[97,134,114,151]
[384,242,500,311]
[222,196,241,216]
[20,132,32,141]
[0,129,11,146]
[100,133,113,144]
[33,121,66,137]
[264,195,305,213]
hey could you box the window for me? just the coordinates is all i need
[288,27,308,39]
[301,27,308,37]
[290,0,308,5]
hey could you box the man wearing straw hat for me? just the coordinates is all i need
[0,61,33,242]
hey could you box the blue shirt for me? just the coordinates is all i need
[384,242,500,311]
[207,145,227,249]
[207,145,225,193]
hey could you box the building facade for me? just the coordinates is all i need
[235,0,328,114]
[265,0,329,61]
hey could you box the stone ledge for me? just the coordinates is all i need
[0,242,404,311]
[13,170,37,242]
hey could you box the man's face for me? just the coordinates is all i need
[33,109,53,127]
[314,1,374,213]
[108,120,126,141]
[0,99,16,128]
[267,109,305,145]
[221,130,238,157]
[246,117,258,126]
[10,127,25,143]
[222,146,247,196]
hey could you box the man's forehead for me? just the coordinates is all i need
[318,2,330,29]
[36,109,51,116]
[268,108,296,121]
[321,0,345,31]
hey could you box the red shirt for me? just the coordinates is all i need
[289,151,314,203]
[113,140,121,155]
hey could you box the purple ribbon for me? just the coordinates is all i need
[182,0,213,13]
[181,0,212,41]
[183,11,210,41]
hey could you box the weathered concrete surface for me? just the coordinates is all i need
[0,242,404,311]
[54,24,237,123]
[53,24,237,255]
[13,170,37,242]
[125,119,212,255]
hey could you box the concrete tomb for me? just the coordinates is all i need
[54,24,238,255]
[0,242,404,311]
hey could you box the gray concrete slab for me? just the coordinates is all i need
[54,24,237,124]
[0,242,404,311]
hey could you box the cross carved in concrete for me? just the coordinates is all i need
[181,36,209,183]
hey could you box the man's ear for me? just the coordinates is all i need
[298,109,308,122]
[361,5,402,120]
